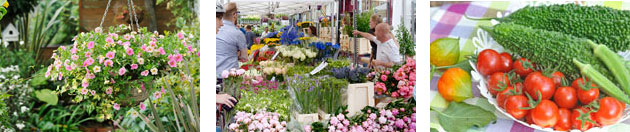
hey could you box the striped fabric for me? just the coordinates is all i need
[430,1,630,132]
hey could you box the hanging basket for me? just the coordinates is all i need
[120,80,151,106]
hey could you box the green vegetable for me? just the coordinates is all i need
[573,59,630,104]
[431,102,497,132]
[480,23,609,80]
[589,41,630,96]
[475,4,630,51]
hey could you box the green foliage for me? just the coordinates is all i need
[287,65,314,77]
[34,89,57,105]
[318,77,347,113]
[1,0,36,22]
[395,23,415,57]
[344,10,373,37]
[0,93,9,128]
[327,59,350,68]
[431,102,496,132]
[14,0,71,65]
[0,48,36,77]
[236,90,291,120]
[310,122,327,132]
[497,4,630,52]
[158,0,198,32]
[480,23,608,80]
[26,104,94,132]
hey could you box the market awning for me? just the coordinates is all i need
[222,0,335,15]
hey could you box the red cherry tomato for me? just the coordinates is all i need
[554,86,577,109]
[497,86,519,109]
[551,71,565,88]
[524,72,555,100]
[572,77,600,105]
[596,97,626,126]
[513,58,535,77]
[488,72,511,96]
[499,52,513,72]
[531,100,559,128]
[571,107,596,131]
[477,49,502,76]
[526,113,535,124]
[554,108,571,131]
[505,95,529,119]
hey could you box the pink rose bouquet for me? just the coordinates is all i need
[228,111,287,132]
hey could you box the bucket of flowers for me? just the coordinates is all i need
[45,24,197,121]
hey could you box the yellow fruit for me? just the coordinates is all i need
[430,37,460,66]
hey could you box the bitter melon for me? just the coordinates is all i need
[486,4,630,51]
[480,23,610,80]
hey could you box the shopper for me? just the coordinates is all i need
[307,26,317,37]
[245,25,256,49]
[352,23,402,68]
[217,2,248,80]
[261,27,270,39]
[215,2,237,109]
[368,14,382,67]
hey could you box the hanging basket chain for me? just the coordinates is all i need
[126,0,134,31]
[99,0,113,28]
[129,0,141,32]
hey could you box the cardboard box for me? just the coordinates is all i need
[343,82,375,116]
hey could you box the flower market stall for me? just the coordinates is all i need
[216,0,416,131]
[1,0,201,131]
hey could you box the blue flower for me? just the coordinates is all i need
[332,44,340,49]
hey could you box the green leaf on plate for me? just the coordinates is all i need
[433,102,496,132]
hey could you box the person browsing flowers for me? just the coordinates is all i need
[352,23,402,68]
[216,2,249,79]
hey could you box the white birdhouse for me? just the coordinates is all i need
[2,23,19,42]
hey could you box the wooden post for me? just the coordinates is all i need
[144,0,157,32]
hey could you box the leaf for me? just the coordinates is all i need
[433,102,496,132]
[35,89,58,105]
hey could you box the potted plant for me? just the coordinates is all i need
[45,24,197,121]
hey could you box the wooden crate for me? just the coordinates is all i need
[344,37,371,54]
[343,82,375,116]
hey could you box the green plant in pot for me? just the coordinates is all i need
[45,24,198,121]
[343,10,373,37]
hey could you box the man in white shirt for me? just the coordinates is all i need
[353,23,402,68]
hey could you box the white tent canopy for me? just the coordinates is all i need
[221,0,335,15]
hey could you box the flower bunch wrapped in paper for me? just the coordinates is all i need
[259,61,288,81]
[228,111,288,132]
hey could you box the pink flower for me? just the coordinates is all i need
[126,48,134,55]
[86,73,95,79]
[83,58,94,67]
[106,87,113,94]
[71,47,77,54]
[98,56,104,64]
[158,47,165,55]
[58,73,63,80]
[161,86,166,94]
[94,27,102,33]
[106,51,115,59]
[409,72,416,82]
[45,71,51,78]
[141,70,149,76]
[124,34,132,40]
[168,59,177,67]
[71,55,79,60]
[336,114,345,120]
[392,92,399,97]
[394,69,406,81]
[118,67,127,75]
[385,70,390,75]
[175,54,183,62]
[303,125,311,132]
[104,59,113,67]
[82,80,89,88]
[154,91,162,98]
[106,37,114,44]
[187,45,194,53]
[395,119,404,128]
[139,103,146,111]
[375,82,386,95]
[149,41,157,47]
[81,88,88,95]
[177,32,184,39]
[113,103,120,110]
[85,52,92,57]
[117,40,123,45]
[130,64,138,70]
[380,75,387,82]
[123,41,131,47]
[236,69,245,75]
[141,44,147,52]
[87,41,95,49]
[221,70,229,78]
